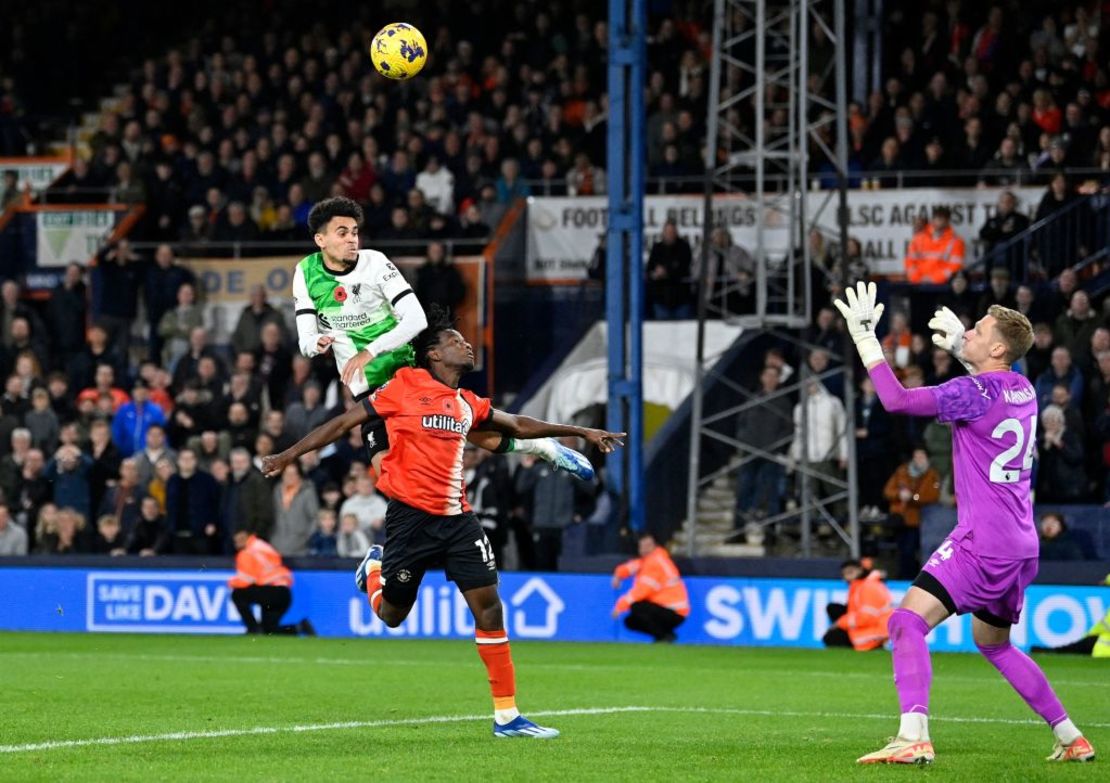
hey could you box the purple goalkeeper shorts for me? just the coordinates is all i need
[919,536,1038,625]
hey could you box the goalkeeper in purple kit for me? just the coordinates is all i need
[834,282,1096,765]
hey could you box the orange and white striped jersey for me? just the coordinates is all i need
[364,367,492,516]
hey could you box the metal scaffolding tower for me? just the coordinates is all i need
[684,0,859,558]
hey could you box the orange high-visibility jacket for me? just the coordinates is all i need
[904,226,966,283]
[835,571,894,651]
[614,546,690,616]
[228,535,293,588]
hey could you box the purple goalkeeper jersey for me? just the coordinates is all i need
[931,371,1039,560]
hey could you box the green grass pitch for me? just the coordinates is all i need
[1,632,1105,781]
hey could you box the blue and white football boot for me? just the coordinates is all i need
[492,715,560,739]
[538,438,595,482]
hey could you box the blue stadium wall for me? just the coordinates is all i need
[1,566,1103,653]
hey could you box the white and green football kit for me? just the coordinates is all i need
[293,249,422,397]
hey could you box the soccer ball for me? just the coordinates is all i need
[370,23,427,81]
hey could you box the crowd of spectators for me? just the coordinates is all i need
[0,0,733,246]
[11,0,1110,228]
[840,0,1110,190]
[733,265,1110,573]
[34,1,716,251]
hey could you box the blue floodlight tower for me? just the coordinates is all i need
[606,0,647,532]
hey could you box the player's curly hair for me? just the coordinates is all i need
[412,304,456,369]
[307,196,363,235]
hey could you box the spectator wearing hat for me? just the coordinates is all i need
[181,204,213,246]
[44,444,94,521]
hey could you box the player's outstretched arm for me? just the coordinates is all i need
[479,410,626,454]
[834,281,939,417]
[261,404,370,478]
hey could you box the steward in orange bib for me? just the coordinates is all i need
[228,530,312,635]
[904,206,966,284]
[611,533,690,643]
[823,558,894,651]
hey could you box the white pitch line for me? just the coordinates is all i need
[3,705,1109,755]
[5,650,1109,689]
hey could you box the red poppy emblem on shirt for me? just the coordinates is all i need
[334,286,347,302]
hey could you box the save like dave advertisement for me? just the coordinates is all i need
[0,567,1103,652]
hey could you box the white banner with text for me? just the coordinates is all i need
[525,187,1043,282]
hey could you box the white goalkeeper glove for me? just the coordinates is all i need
[832,280,885,368]
[927,306,974,372]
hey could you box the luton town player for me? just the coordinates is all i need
[292,196,594,479]
[834,282,1095,765]
[263,307,625,738]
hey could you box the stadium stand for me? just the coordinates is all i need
[0,0,1107,569]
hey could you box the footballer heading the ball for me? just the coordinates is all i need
[371,22,428,80]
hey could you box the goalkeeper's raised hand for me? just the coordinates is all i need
[927,306,973,371]
[832,280,885,368]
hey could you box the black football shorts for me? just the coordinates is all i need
[380,499,499,606]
